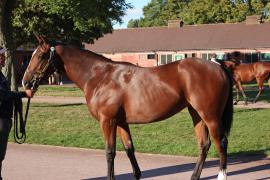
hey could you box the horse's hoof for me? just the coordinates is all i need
[217,169,227,180]
[134,174,142,180]
[191,174,199,180]
[134,171,141,180]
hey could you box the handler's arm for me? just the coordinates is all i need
[0,89,27,100]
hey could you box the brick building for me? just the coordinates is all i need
[86,16,270,67]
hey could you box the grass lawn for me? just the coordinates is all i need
[19,85,84,97]
[9,103,270,158]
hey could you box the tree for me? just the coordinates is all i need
[0,0,17,90]
[127,19,140,28]
[0,0,130,90]
[128,0,270,27]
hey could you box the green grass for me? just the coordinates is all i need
[19,85,84,97]
[233,85,270,103]
[9,103,270,157]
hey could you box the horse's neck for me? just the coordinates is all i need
[264,62,270,71]
[57,46,107,90]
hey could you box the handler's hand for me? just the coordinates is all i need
[25,89,34,98]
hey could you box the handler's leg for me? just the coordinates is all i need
[0,117,12,180]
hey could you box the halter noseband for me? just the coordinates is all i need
[30,46,56,90]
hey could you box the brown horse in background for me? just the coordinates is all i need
[22,36,233,180]
[222,60,270,105]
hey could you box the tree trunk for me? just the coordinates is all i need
[0,0,18,91]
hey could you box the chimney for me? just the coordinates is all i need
[245,15,262,25]
[168,20,184,28]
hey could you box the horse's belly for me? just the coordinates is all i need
[125,99,186,124]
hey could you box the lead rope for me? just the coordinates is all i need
[13,97,31,144]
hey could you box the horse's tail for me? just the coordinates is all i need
[221,66,234,137]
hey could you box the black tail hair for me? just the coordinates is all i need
[221,66,234,137]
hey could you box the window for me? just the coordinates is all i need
[160,55,167,65]
[202,52,225,61]
[216,53,226,60]
[175,54,185,61]
[167,55,172,63]
[261,53,270,61]
[244,52,259,63]
[202,53,208,60]
[160,54,173,65]
[147,54,156,59]
[186,54,193,58]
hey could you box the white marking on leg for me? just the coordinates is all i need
[217,169,227,180]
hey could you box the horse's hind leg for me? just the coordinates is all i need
[100,117,117,180]
[253,75,270,103]
[208,123,228,180]
[117,123,141,180]
[188,107,211,180]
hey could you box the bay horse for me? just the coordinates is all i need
[22,36,233,180]
[222,60,270,105]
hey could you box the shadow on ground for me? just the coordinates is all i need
[83,150,270,180]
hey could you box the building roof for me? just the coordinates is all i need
[85,22,270,53]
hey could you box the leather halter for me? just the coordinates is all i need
[30,46,56,91]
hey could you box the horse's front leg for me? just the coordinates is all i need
[236,82,248,105]
[100,117,117,180]
[234,86,240,105]
[117,123,141,180]
[253,78,264,103]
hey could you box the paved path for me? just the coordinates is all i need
[2,143,270,180]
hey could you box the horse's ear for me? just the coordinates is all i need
[35,35,50,52]
[35,34,42,44]
[39,36,48,44]
[35,34,48,45]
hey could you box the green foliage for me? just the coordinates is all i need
[128,0,270,27]
[10,0,130,46]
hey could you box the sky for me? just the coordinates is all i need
[113,0,150,29]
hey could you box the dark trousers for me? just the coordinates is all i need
[0,117,12,179]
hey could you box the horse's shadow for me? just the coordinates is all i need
[83,150,270,180]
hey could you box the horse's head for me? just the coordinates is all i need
[22,35,56,97]
[223,60,239,70]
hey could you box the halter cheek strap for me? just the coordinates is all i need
[31,46,56,90]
